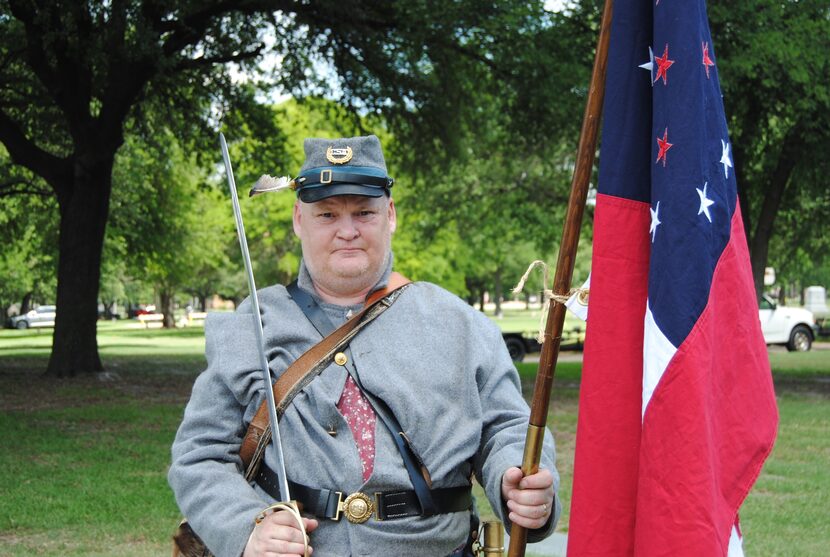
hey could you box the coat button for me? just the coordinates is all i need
[334,352,348,366]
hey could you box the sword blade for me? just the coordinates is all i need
[220,132,291,502]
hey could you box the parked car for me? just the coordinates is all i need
[127,304,156,318]
[10,305,57,329]
[759,295,817,352]
[502,333,540,362]
[502,327,585,362]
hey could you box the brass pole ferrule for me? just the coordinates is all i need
[482,520,505,555]
[520,424,545,475]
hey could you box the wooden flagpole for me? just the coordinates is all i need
[507,0,615,554]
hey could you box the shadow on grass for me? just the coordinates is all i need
[0,352,206,413]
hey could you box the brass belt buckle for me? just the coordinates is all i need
[335,491,374,524]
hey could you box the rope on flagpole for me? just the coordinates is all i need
[513,260,588,344]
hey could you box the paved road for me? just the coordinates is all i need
[518,532,568,556]
[521,350,582,364]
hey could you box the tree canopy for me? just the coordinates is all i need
[0,0,568,375]
[0,0,826,378]
[709,0,830,297]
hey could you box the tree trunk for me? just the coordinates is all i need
[100,299,117,319]
[21,291,33,314]
[749,129,802,301]
[160,289,176,329]
[731,97,761,247]
[493,268,503,318]
[45,156,113,377]
[464,277,476,306]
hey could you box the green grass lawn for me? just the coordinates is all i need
[0,321,827,555]
[740,393,829,556]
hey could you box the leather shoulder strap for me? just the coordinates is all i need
[240,272,411,477]
[367,271,411,305]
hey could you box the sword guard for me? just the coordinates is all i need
[254,500,310,557]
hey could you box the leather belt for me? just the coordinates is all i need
[255,464,472,523]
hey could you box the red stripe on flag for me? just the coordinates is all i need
[567,193,651,556]
[633,205,778,555]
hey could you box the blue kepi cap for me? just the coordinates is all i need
[294,135,394,203]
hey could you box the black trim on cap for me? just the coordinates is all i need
[298,183,389,203]
[296,169,394,202]
[299,170,393,189]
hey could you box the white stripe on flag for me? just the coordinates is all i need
[728,525,744,557]
[642,303,677,417]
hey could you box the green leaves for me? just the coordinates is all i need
[710,0,830,294]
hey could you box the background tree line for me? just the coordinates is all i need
[0,0,827,376]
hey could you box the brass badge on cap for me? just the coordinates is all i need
[326,146,353,164]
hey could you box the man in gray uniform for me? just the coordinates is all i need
[169,135,560,557]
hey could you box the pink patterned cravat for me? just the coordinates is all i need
[336,374,376,482]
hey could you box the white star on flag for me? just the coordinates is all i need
[650,201,661,242]
[639,46,655,85]
[720,139,733,179]
[696,182,715,223]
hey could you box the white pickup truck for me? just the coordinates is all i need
[758,295,817,352]
[804,285,829,336]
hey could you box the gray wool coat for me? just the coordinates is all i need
[168,265,560,557]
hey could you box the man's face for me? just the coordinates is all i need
[293,194,397,297]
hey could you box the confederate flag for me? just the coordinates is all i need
[566,0,779,555]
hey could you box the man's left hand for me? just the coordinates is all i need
[501,467,555,530]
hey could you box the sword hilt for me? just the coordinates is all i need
[254,500,310,557]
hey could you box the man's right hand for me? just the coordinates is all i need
[243,509,318,557]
